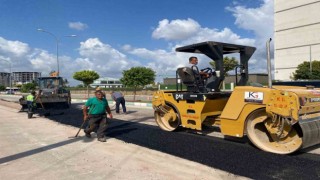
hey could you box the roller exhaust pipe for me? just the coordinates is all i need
[266,38,272,88]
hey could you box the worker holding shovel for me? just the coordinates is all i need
[82,90,113,142]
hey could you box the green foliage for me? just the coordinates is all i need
[0,85,5,91]
[120,67,156,88]
[292,60,320,80]
[73,70,100,86]
[20,82,37,93]
[120,67,155,101]
[209,56,238,76]
[76,84,84,88]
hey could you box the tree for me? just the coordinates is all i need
[0,85,5,91]
[120,67,155,101]
[20,82,37,93]
[73,70,100,98]
[15,84,22,88]
[292,60,320,80]
[76,84,84,88]
[209,56,238,76]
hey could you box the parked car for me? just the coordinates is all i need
[6,90,14,94]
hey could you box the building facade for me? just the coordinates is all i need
[12,72,41,84]
[91,77,123,88]
[274,0,320,80]
[0,72,10,87]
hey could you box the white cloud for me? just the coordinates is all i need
[0,39,57,77]
[224,0,274,74]
[140,0,274,79]
[132,17,258,81]
[29,49,56,72]
[76,38,140,79]
[0,37,30,57]
[0,36,141,85]
[121,44,132,51]
[227,0,274,39]
[152,18,201,40]
[68,21,88,31]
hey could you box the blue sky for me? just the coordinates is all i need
[0,0,273,85]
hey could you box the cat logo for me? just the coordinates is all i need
[175,94,184,100]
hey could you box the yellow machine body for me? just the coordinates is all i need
[153,85,320,154]
[153,41,320,154]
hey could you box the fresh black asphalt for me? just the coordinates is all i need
[37,103,320,180]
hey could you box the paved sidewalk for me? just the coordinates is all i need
[0,104,241,180]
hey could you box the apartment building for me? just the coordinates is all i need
[274,0,320,80]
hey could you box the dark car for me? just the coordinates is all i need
[6,90,14,94]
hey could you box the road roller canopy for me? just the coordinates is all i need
[175,41,256,61]
[176,41,256,87]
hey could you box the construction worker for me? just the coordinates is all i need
[189,56,210,78]
[95,86,106,98]
[111,91,127,114]
[83,90,113,142]
[26,91,37,118]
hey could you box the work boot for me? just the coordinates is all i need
[97,137,106,142]
[84,130,91,138]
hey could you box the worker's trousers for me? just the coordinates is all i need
[85,114,108,138]
[115,97,126,113]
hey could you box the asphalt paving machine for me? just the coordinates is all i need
[20,75,71,111]
[152,40,320,154]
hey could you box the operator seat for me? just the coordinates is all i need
[177,67,206,93]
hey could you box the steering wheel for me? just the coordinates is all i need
[200,67,214,77]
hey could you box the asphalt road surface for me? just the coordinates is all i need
[1,96,320,179]
[1,102,240,180]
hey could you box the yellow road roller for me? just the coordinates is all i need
[152,40,320,154]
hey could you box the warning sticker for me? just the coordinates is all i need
[244,92,263,103]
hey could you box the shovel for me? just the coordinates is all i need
[74,120,86,138]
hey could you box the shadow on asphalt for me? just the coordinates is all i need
[18,102,320,179]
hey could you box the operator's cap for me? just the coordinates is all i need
[96,87,101,91]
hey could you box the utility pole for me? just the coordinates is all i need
[37,29,76,76]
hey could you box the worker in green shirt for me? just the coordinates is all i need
[83,90,113,142]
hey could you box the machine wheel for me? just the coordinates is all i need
[154,107,180,131]
[245,109,303,154]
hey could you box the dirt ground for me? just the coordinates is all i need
[0,100,247,180]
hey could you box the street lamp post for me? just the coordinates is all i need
[0,58,12,92]
[37,29,76,76]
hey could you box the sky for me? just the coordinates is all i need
[0,0,274,86]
